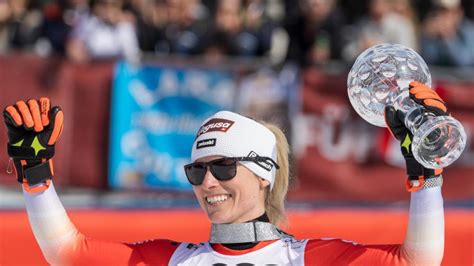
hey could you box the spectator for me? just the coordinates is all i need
[62,0,90,34]
[342,0,418,62]
[130,0,210,55]
[420,0,474,66]
[209,0,278,57]
[389,0,420,43]
[239,0,276,56]
[285,0,346,66]
[0,0,10,52]
[66,0,140,63]
[211,0,242,55]
[391,0,417,22]
[0,0,43,54]
[203,30,229,63]
[127,0,168,53]
[39,0,90,56]
[166,0,210,55]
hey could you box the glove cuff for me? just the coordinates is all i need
[406,174,443,192]
[404,157,436,177]
[13,159,54,193]
[405,157,443,192]
[24,160,54,185]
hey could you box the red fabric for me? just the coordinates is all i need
[43,235,409,265]
[61,236,178,265]
[304,239,406,266]
[211,240,277,255]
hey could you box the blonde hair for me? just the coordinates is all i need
[261,122,290,226]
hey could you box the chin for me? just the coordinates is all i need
[207,212,233,224]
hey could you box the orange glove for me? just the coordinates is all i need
[384,81,447,191]
[3,98,63,192]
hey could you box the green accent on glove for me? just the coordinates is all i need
[12,139,24,147]
[401,134,412,154]
[12,136,47,156]
[31,136,46,156]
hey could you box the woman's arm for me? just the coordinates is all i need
[384,81,447,264]
[3,98,178,264]
[23,182,141,265]
[401,185,444,265]
[307,81,447,265]
[304,185,444,266]
[24,181,180,265]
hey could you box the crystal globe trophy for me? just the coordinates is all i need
[347,43,466,169]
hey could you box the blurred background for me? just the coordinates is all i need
[0,0,472,265]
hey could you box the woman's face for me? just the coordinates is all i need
[193,156,269,224]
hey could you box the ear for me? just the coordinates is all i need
[259,178,271,189]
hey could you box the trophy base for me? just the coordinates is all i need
[412,116,467,169]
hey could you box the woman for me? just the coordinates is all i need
[3,82,445,265]
[66,0,140,63]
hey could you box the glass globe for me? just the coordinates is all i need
[347,43,431,127]
[347,43,466,169]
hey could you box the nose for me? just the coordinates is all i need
[201,167,220,189]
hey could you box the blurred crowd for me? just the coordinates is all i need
[0,0,473,67]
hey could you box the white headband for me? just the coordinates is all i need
[191,111,278,189]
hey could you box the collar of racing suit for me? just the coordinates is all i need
[210,213,290,249]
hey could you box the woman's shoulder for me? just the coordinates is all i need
[128,239,183,263]
[305,237,360,248]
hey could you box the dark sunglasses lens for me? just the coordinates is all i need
[210,159,237,181]
[185,164,206,185]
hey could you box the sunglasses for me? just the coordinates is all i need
[184,156,280,185]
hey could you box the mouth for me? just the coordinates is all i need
[205,194,232,206]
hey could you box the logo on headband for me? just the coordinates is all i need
[196,118,234,138]
[248,151,273,172]
[196,138,216,149]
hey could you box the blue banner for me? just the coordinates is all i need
[109,61,236,190]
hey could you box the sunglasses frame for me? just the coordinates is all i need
[184,156,280,185]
